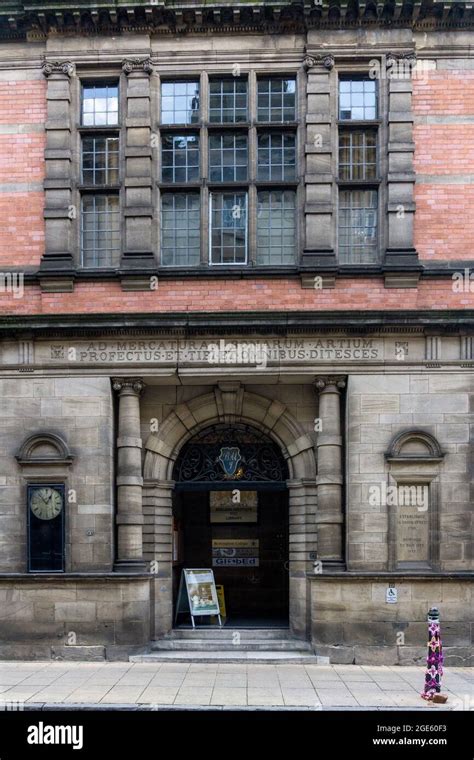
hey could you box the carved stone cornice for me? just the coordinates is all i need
[41,60,75,78]
[314,376,346,392]
[122,58,154,75]
[386,52,417,67]
[112,377,146,395]
[304,54,335,71]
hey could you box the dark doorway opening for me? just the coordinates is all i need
[171,423,290,627]
[172,489,289,626]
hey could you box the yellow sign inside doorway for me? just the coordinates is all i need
[211,584,226,621]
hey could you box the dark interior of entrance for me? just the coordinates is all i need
[173,489,289,626]
[171,423,290,627]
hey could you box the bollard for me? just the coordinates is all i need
[421,606,447,703]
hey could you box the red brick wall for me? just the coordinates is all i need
[0,79,45,268]
[413,70,474,261]
[0,72,471,315]
[0,278,469,314]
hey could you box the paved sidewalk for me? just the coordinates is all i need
[0,662,472,710]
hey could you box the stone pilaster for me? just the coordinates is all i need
[121,58,155,270]
[40,60,75,275]
[384,53,421,287]
[112,377,146,572]
[314,375,346,568]
[143,481,174,637]
[302,53,336,272]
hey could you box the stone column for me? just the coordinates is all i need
[40,60,75,277]
[301,54,336,276]
[121,58,155,272]
[314,375,346,568]
[384,53,421,288]
[112,377,146,572]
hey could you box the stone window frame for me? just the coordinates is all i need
[73,70,125,271]
[15,433,74,574]
[302,51,418,288]
[41,58,306,279]
[155,67,305,269]
[385,429,445,572]
[333,63,388,268]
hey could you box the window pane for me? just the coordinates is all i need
[338,189,378,264]
[257,77,296,122]
[161,81,200,125]
[257,190,296,265]
[209,79,248,123]
[81,83,119,126]
[161,134,200,183]
[338,78,378,120]
[209,134,248,182]
[81,194,120,268]
[81,136,119,186]
[161,193,200,266]
[210,192,247,264]
[257,133,296,181]
[338,130,377,181]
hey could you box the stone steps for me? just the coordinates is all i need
[129,628,318,663]
[162,627,293,641]
[150,639,311,652]
[130,650,319,664]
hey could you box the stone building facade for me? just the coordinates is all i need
[0,0,472,664]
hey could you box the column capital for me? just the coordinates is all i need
[42,60,75,78]
[112,377,145,396]
[122,58,154,76]
[314,375,346,392]
[304,53,335,71]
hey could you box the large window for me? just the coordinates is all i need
[81,195,120,268]
[158,74,298,267]
[80,81,120,268]
[81,83,118,126]
[338,76,379,264]
[161,81,200,125]
[81,136,119,186]
[339,189,378,264]
[209,79,248,123]
[257,190,296,265]
[339,79,377,121]
[161,193,200,267]
[257,77,296,122]
[161,134,199,183]
[210,193,247,265]
[338,130,376,181]
[209,133,248,182]
[257,133,296,181]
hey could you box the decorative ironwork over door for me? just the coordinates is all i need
[173,424,289,489]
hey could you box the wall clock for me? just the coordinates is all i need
[30,486,64,521]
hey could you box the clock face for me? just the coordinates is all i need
[30,487,63,521]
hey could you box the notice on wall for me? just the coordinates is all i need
[210,490,258,523]
[397,500,429,564]
[212,539,259,567]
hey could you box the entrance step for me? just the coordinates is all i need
[150,639,311,652]
[130,629,316,663]
[165,627,292,641]
[130,650,318,664]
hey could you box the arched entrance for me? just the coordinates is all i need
[172,423,289,626]
[143,385,317,639]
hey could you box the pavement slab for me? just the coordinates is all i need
[0,661,470,710]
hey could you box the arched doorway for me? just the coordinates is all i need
[172,423,290,626]
[143,385,317,639]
